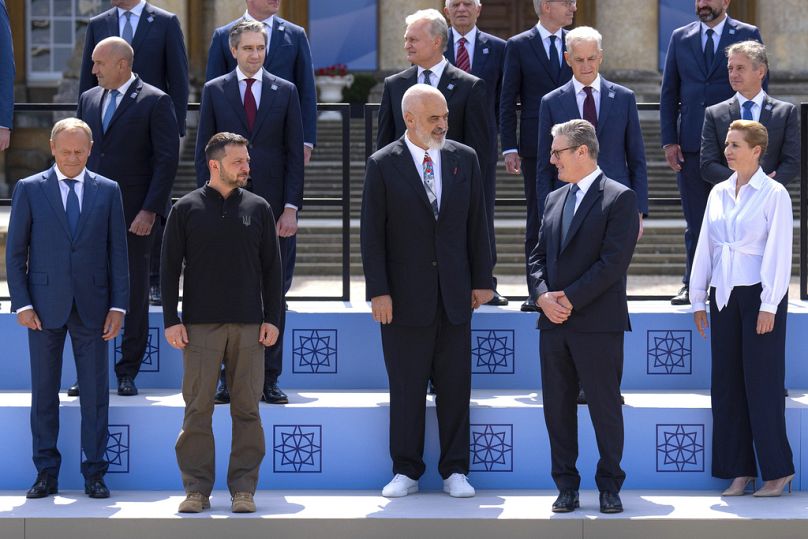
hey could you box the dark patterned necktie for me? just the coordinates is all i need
[548,35,561,81]
[244,78,257,132]
[456,37,471,72]
[704,28,715,70]
[561,183,579,243]
[422,152,439,219]
[742,100,754,121]
[583,86,597,129]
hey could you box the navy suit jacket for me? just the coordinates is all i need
[376,63,491,173]
[445,28,506,156]
[195,69,304,214]
[528,174,638,332]
[701,94,800,186]
[660,16,763,152]
[205,16,317,147]
[6,168,129,329]
[500,26,572,159]
[0,0,13,128]
[77,77,179,224]
[79,3,189,136]
[536,78,648,215]
[361,138,493,327]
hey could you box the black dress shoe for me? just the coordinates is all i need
[85,477,110,499]
[671,286,690,306]
[486,290,509,306]
[214,379,231,404]
[148,284,162,306]
[262,382,288,404]
[26,472,58,499]
[520,299,538,312]
[599,490,623,513]
[117,376,138,396]
[67,382,80,397]
[552,489,579,513]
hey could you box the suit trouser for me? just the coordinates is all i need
[709,285,794,481]
[677,152,713,285]
[483,158,498,287]
[29,305,109,479]
[176,323,265,496]
[521,156,539,287]
[264,235,293,384]
[540,327,626,492]
[115,228,156,380]
[380,299,471,480]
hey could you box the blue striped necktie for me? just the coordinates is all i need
[65,179,80,237]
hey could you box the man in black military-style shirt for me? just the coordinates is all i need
[160,132,282,515]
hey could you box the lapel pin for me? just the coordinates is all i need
[271,84,278,91]
[608,90,615,98]
[728,28,736,34]
[147,15,154,23]
[483,48,489,54]
[447,83,455,90]
[765,103,773,111]
[130,92,137,99]
[278,25,285,32]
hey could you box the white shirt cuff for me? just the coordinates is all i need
[304,142,314,149]
[759,302,778,314]
[690,302,707,312]
[284,204,298,211]
[503,149,518,155]
[110,308,127,314]
[15,305,33,313]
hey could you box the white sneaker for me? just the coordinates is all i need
[443,473,475,498]
[382,474,419,497]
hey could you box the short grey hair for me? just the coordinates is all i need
[229,19,268,50]
[445,0,481,7]
[532,0,544,16]
[551,119,599,160]
[565,26,602,52]
[726,40,768,72]
[51,118,93,143]
[405,9,449,51]
[95,36,134,66]
[401,84,446,115]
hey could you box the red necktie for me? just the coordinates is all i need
[244,78,257,132]
[456,37,470,72]
[583,86,597,129]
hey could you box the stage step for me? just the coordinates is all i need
[1,490,807,539]
[0,389,806,492]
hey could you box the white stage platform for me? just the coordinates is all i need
[1,490,807,539]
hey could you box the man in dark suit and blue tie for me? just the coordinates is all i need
[536,27,648,227]
[529,119,638,514]
[6,118,129,500]
[499,0,574,311]
[660,0,763,305]
[79,0,189,136]
[196,20,304,406]
[444,0,507,305]
[0,0,13,151]
[76,37,179,398]
[701,40,799,186]
[362,84,493,499]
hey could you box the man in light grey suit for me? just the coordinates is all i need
[701,40,799,186]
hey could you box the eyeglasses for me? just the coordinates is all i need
[550,146,579,159]
[549,0,577,7]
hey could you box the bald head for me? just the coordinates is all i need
[402,84,449,151]
[91,37,134,90]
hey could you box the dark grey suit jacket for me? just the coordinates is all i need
[701,94,800,185]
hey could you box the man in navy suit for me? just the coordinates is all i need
[76,37,179,397]
[444,0,507,305]
[0,0,13,151]
[79,0,189,136]
[500,0,574,311]
[536,27,648,226]
[660,0,762,305]
[529,119,638,514]
[196,20,304,406]
[701,40,799,186]
[6,118,129,500]
[362,85,493,499]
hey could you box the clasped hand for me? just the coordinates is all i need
[538,291,572,324]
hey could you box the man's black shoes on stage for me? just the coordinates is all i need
[85,476,110,499]
[26,472,58,499]
[671,285,690,306]
[552,489,579,513]
[262,382,288,404]
[599,491,623,513]
[486,290,509,306]
[520,299,538,312]
[214,379,231,404]
[117,376,138,396]
[67,382,80,397]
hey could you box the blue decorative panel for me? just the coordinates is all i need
[273,425,322,473]
[113,326,160,373]
[470,424,513,472]
[292,330,338,374]
[656,424,704,472]
[472,330,515,374]
[309,0,377,70]
[81,424,130,474]
[647,330,692,375]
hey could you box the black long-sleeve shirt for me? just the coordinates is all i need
[161,185,282,328]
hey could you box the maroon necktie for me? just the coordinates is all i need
[456,37,471,72]
[244,78,257,132]
[583,86,597,129]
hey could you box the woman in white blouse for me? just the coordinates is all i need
[691,120,793,498]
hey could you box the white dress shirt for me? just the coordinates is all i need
[404,133,443,208]
[102,73,137,118]
[417,57,448,87]
[572,74,601,119]
[735,89,766,122]
[118,0,146,38]
[569,166,601,213]
[452,26,478,69]
[237,66,263,109]
[700,16,727,54]
[243,11,274,52]
[536,22,564,66]
[690,167,792,313]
